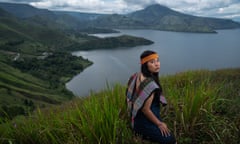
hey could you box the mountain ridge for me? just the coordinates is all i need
[1,2,240,33]
[106,4,240,32]
[0,2,55,18]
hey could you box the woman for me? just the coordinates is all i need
[126,50,176,144]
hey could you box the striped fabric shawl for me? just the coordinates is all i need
[126,73,160,128]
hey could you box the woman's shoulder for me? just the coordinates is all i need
[127,72,139,85]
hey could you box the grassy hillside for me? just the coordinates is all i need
[0,16,75,52]
[1,68,239,143]
[0,52,92,119]
[0,61,68,118]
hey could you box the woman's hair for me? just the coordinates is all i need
[140,50,162,92]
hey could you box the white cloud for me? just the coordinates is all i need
[152,0,240,20]
[30,0,128,13]
[218,2,240,14]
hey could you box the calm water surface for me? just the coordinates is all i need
[66,29,240,96]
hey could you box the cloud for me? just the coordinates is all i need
[151,0,240,20]
[29,0,128,13]
[123,0,156,6]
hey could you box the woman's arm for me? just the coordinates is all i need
[142,93,170,137]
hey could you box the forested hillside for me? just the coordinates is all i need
[0,51,92,119]
[0,3,153,119]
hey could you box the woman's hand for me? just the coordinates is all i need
[158,122,170,137]
[142,93,171,137]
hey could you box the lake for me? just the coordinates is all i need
[66,29,240,96]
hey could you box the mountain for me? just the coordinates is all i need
[54,11,105,21]
[90,4,240,33]
[0,2,108,31]
[0,2,119,33]
[0,2,50,18]
[0,7,12,17]
[0,2,58,21]
[0,9,76,53]
[89,14,147,29]
[128,4,181,23]
[129,4,240,32]
[1,2,239,33]
[0,2,84,30]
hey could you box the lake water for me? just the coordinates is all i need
[66,29,240,96]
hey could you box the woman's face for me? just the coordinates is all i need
[147,58,160,73]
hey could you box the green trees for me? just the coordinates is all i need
[11,52,92,86]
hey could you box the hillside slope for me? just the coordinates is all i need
[0,59,73,119]
[0,50,95,119]
[0,68,239,143]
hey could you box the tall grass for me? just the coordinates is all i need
[161,70,239,143]
[0,69,239,144]
[70,85,131,144]
[0,84,133,144]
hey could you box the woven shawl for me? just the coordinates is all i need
[126,73,159,128]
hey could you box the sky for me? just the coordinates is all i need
[0,0,240,22]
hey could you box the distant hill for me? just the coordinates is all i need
[1,2,240,33]
[88,14,147,29]
[54,11,105,21]
[0,2,54,18]
[131,4,240,31]
[0,7,12,17]
[0,9,77,53]
[0,2,109,31]
[90,4,240,33]
[0,2,86,30]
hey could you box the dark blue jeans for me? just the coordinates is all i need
[134,110,176,144]
[134,124,176,144]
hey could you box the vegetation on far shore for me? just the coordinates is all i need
[66,35,154,51]
[0,68,239,144]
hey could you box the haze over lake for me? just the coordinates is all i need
[66,29,240,96]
